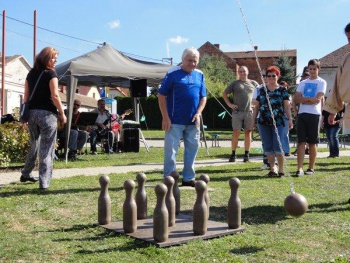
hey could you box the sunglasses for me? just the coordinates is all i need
[74,103,81,107]
[267,75,277,78]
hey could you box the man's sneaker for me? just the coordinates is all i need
[181,180,195,187]
[266,171,278,177]
[243,156,249,162]
[305,168,315,175]
[260,164,269,170]
[294,170,304,177]
[229,154,236,162]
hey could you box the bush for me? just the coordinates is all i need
[0,122,30,167]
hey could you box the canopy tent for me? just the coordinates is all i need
[55,43,174,161]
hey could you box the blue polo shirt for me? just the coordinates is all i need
[159,66,206,125]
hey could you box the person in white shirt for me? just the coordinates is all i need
[293,59,326,176]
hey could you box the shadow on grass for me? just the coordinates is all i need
[230,246,264,255]
[0,186,125,198]
[308,201,350,213]
[209,205,287,225]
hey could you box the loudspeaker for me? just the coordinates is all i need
[130,79,147,97]
[121,128,139,152]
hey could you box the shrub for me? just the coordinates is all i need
[0,122,30,166]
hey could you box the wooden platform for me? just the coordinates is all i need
[100,213,245,248]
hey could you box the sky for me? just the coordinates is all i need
[1,0,349,76]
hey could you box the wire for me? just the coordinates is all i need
[236,0,294,193]
[1,14,169,64]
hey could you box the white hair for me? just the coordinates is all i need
[181,47,200,61]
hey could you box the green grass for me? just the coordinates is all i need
[0,156,349,262]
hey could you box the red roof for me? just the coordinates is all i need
[319,44,350,68]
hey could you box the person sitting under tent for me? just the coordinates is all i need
[89,99,115,154]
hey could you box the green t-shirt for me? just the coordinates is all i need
[224,79,258,111]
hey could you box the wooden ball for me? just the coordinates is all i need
[284,193,308,217]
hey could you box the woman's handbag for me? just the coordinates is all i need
[19,71,44,123]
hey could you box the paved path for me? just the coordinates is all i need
[1,147,349,186]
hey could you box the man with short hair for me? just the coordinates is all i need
[294,59,326,176]
[89,99,115,154]
[158,47,207,187]
[223,66,258,162]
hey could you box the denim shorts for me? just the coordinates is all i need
[258,124,285,155]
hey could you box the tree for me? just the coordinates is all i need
[198,54,235,98]
[149,54,235,98]
[274,52,297,90]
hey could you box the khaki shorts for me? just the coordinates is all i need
[231,110,253,130]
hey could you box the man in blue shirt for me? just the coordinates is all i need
[158,47,207,187]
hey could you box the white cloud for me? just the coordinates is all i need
[107,20,120,29]
[168,36,189,44]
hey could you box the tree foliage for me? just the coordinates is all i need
[198,54,235,98]
[148,55,235,98]
[274,52,297,88]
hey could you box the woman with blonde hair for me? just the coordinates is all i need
[20,47,67,190]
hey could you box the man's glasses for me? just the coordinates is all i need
[74,103,81,107]
[267,75,277,78]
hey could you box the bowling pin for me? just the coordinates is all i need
[153,183,169,242]
[199,173,210,219]
[193,180,208,235]
[227,177,241,229]
[135,172,147,219]
[170,171,180,215]
[163,176,176,227]
[123,179,137,233]
[98,175,111,225]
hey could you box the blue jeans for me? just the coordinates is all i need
[163,124,200,182]
[258,124,284,155]
[325,126,341,157]
[281,118,290,154]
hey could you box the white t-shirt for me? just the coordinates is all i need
[296,77,327,115]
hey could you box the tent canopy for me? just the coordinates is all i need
[55,43,173,162]
[56,43,173,87]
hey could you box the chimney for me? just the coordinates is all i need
[214,44,220,49]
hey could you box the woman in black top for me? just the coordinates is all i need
[20,47,67,190]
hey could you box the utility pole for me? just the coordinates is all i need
[1,10,6,116]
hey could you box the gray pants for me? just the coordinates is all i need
[22,109,57,189]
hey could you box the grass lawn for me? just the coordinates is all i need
[0,152,349,262]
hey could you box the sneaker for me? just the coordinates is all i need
[278,172,285,178]
[243,156,249,162]
[91,151,98,155]
[294,170,304,177]
[229,154,236,162]
[182,180,195,187]
[20,175,39,183]
[266,171,278,177]
[305,168,314,175]
[260,164,269,170]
